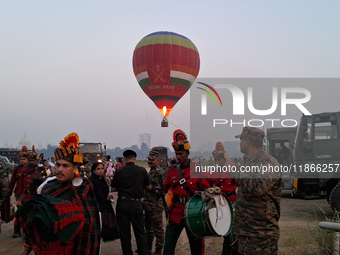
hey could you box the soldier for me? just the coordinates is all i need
[208,142,237,255]
[0,158,10,232]
[80,154,92,178]
[143,150,164,255]
[7,146,29,237]
[163,129,210,255]
[233,127,282,255]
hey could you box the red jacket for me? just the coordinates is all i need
[163,163,210,224]
[17,165,43,204]
[8,165,25,198]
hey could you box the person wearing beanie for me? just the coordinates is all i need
[18,133,101,255]
[163,129,210,255]
[233,127,281,255]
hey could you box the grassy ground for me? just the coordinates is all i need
[136,160,148,167]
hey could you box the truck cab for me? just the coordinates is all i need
[292,112,340,211]
[78,142,107,164]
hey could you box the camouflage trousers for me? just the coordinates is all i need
[236,235,278,255]
[0,175,9,206]
[144,208,164,252]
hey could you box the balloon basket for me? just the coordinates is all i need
[161,117,168,127]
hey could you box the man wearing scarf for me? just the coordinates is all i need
[18,133,101,255]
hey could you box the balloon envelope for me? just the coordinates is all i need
[133,31,200,117]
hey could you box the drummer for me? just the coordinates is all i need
[207,142,237,255]
[163,129,210,255]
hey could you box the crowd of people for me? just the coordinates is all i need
[0,126,282,255]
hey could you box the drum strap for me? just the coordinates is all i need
[176,165,194,197]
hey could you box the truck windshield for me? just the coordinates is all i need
[79,144,101,153]
[0,156,10,163]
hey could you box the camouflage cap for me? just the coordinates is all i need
[235,126,265,143]
[147,150,159,160]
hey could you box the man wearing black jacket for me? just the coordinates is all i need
[111,150,151,255]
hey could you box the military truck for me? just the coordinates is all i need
[266,127,297,190]
[78,142,107,164]
[291,112,340,211]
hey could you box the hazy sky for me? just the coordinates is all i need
[1,1,340,150]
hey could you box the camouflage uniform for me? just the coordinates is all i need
[233,127,282,255]
[0,161,9,206]
[81,160,92,178]
[143,165,164,254]
[0,160,10,226]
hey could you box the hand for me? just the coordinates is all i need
[107,194,113,200]
[19,249,30,255]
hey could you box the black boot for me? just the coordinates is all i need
[12,231,21,238]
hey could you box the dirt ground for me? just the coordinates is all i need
[0,190,334,255]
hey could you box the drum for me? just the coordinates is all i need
[184,194,234,238]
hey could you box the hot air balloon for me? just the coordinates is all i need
[132,31,200,127]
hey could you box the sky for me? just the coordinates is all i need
[1,1,340,150]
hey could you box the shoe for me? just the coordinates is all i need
[12,231,21,238]
[135,249,138,253]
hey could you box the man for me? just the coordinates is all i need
[208,142,237,255]
[163,129,210,255]
[143,150,164,255]
[280,141,290,164]
[81,154,92,178]
[111,149,151,255]
[41,160,52,177]
[7,146,29,238]
[18,132,101,255]
[233,127,282,255]
[0,157,10,233]
[16,146,43,206]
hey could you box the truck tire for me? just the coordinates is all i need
[329,183,340,211]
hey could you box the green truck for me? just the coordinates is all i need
[266,112,340,211]
[78,142,107,164]
[292,112,340,211]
